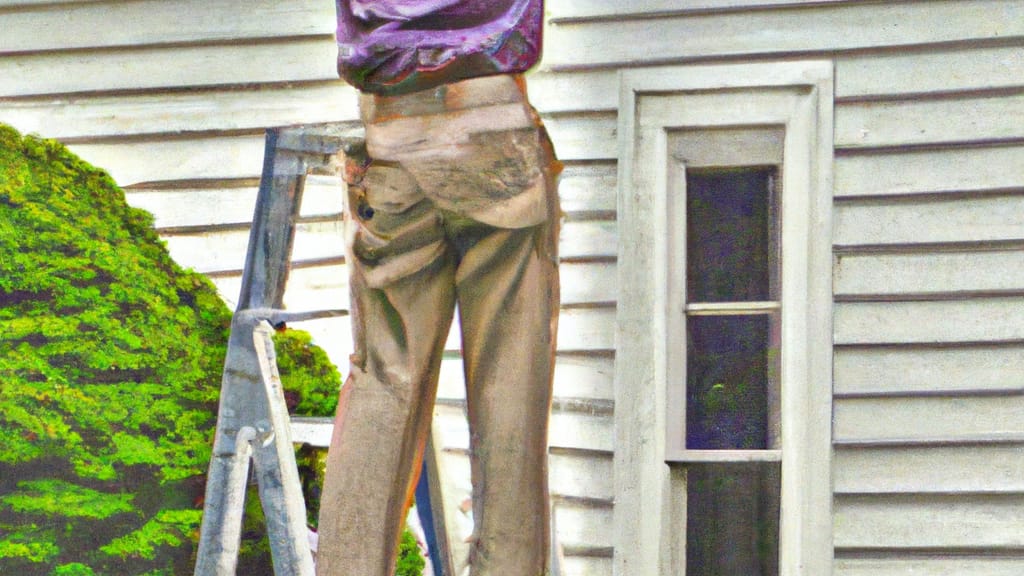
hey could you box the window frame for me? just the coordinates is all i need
[613,61,834,576]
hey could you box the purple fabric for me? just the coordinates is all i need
[336,0,543,94]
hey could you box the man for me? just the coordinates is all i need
[316,2,560,575]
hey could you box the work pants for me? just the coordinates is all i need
[317,74,560,576]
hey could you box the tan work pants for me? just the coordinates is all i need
[317,74,560,576]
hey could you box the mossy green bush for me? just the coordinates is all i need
[0,124,362,574]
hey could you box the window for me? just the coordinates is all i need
[614,62,834,576]
[669,132,783,574]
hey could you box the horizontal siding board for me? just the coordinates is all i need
[833,395,1024,444]
[554,501,613,549]
[834,145,1024,198]
[549,410,614,452]
[529,70,618,114]
[835,93,1024,149]
[549,451,614,501]
[558,556,612,576]
[834,494,1024,549]
[127,176,343,229]
[1,82,357,138]
[834,195,1024,248]
[834,445,1024,494]
[161,219,344,273]
[836,45,1024,100]
[559,220,617,260]
[835,557,1024,576]
[543,1,1024,70]
[211,268,351,314]
[561,261,617,305]
[0,0,334,53]
[835,298,1024,345]
[534,46,1024,108]
[69,135,267,185]
[0,39,339,98]
[557,163,617,214]
[549,0,853,19]
[544,113,618,161]
[834,250,1024,298]
[834,345,1024,397]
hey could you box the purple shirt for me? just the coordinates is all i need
[336,0,544,95]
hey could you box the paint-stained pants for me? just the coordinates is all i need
[317,75,560,576]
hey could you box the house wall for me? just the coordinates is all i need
[2,0,1023,574]
[536,1,1024,574]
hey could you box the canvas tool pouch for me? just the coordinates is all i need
[359,74,551,229]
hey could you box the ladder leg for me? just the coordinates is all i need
[252,322,316,576]
[195,426,257,576]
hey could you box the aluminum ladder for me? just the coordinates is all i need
[193,122,365,576]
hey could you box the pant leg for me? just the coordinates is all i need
[317,169,456,576]
[453,184,560,576]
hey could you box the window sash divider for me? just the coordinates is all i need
[684,301,780,315]
[665,449,783,464]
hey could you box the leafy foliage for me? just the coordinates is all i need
[0,125,356,574]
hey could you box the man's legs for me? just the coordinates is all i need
[317,189,456,575]
[452,212,560,576]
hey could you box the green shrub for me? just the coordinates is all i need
[0,125,360,574]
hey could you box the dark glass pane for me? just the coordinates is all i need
[686,315,771,450]
[687,463,780,576]
[687,168,775,302]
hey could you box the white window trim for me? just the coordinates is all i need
[613,61,835,576]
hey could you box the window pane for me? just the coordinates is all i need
[687,168,775,302]
[686,315,772,450]
[687,463,780,576]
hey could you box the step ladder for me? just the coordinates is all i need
[193,122,365,576]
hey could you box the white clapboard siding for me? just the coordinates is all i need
[836,45,1024,100]
[529,45,1024,108]
[68,135,267,185]
[161,220,345,274]
[543,113,618,161]
[2,83,357,139]
[834,195,1024,248]
[127,176,343,229]
[210,264,349,313]
[834,298,1024,345]
[556,163,617,214]
[561,261,617,305]
[834,345,1024,397]
[0,0,334,53]
[548,0,853,19]
[559,220,617,260]
[834,145,1024,198]
[549,451,614,501]
[559,556,613,576]
[833,395,1024,445]
[543,1,1024,70]
[835,93,1024,149]
[835,557,1024,576]
[528,70,617,114]
[0,39,340,98]
[553,502,613,549]
[833,494,1024,549]
[834,445,1024,495]
[834,250,1024,299]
